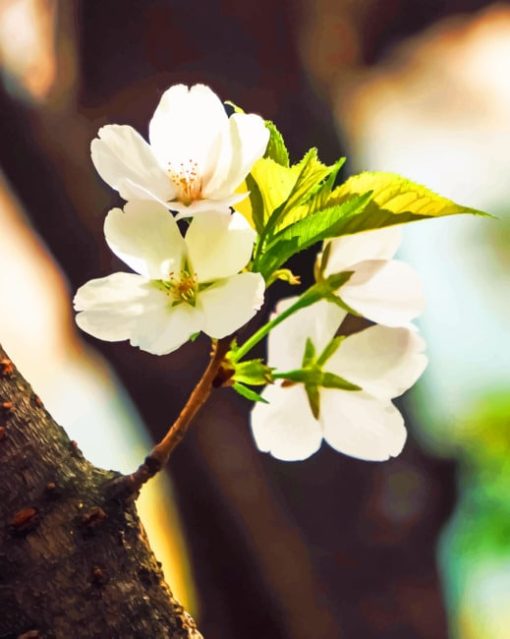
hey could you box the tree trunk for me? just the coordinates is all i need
[0,344,201,639]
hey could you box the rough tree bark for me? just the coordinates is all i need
[0,344,201,639]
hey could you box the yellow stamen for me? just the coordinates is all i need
[165,270,198,305]
[167,159,202,205]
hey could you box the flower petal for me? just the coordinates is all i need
[340,259,425,326]
[173,192,246,219]
[104,201,186,279]
[74,273,152,341]
[324,226,403,275]
[91,125,173,201]
[129,299,204,356]
[321,389,407,461]
[326,325,427,400]
[267,298,347,371]
[199,272,265,338]
[251,384,323,461]
[148,84,228,179]
[204,113,269,198]
[185,212,256,282]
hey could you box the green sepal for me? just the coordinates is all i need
[302,338,316,368]
[224,100,245,114]
[265,268,301,287]
[305,383,321,419]
[274,367,359,392]
[323,293,359,316]
[316,336,345,366]
[319,372,361,391]
[264,120,290,167]
[274,369,312,383]
[323,271,355,293]
[230,358,273,386]
[233,382,269,404]
[274,271,353,319]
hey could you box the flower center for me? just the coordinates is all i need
[167,159,202,205]
[156,270,198,306]
[168,270,198,305]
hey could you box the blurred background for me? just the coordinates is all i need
[0,1,508,637]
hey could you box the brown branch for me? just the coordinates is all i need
[114,338,231,497]
[0,343,201,639]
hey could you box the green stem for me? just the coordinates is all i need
[232,290,318,362]
[232,272,353,363]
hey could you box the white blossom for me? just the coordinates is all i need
[322,226,425,326]
[251,297,427,461]
[91,84,269,217]
[74,201,265,355]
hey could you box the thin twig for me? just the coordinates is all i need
[111,338,231,498]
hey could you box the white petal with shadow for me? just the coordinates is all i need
[199,272,265,338]
[104,201,186,279]
[340,259,425,326]
[185,212,256,282]
[251,384,323,461]
[129,299,204,356]
[74,273,152,341]
[266,298,346,371]
[324,226,403,274]
[149,84,228,179]
[205,113,269,198]
[321,389,407,461]
[91,125,172,201]
[326,325,427,400]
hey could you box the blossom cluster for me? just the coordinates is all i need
[75,82,476,463]
[251,228,427,461]
[76,85,268,354]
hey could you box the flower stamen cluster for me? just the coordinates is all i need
[167,160,202,205]
[161,270,199,306]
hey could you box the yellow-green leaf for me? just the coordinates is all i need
[325,171,489,235]
[251,157,301,222]
[264,120,290,167]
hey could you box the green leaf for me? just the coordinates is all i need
[244,173,265,234]
[285,156,346,222]
[256,194,372,278]
[232,382,269,403]
[319,171,490,236]
[231,359,273,386]
[267,192,371,251]
[263,148,334,236]
[249,149,340,245]
[264,120,290,167]
[249,157,301,229]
